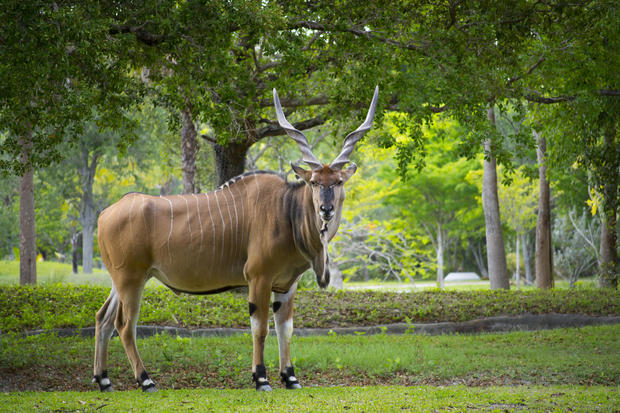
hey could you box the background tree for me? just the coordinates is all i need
[498,166,538,288]
[0,1,136,284]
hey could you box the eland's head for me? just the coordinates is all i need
[273,86,379,233]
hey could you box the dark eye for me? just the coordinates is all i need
[310,181,319,186]
[337,180,343,186]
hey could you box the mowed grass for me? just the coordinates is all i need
[0,260,112,286]
[2,325,618,392]
[1,385,618,412]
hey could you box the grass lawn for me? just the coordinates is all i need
[344,278,599,291]
[0,260,112,286]
[2,325,617,392]
[1,385,617,412]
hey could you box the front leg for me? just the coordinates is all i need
[248,276,272,391]
[273,282,302,389]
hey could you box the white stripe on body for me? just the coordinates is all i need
[214,190,226,263]
[205,193,217,264]
[223,189,234,264]
[227,186,239,261]
[140,195,149,230]
[191,194,204,251]
[239,178,250,250]
[184,197,193,243]
[161,196,174,263]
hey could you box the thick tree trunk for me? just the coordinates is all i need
[79,150,100,274]
[19,132,36,285]
[598,127,618,288]
[482,107,510,290]
[81,202,95,274]
[534,130,554,289]
[212,141,250,187]
[181,105,198,194]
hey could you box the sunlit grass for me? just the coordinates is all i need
[1,385,618,412]
[344,278,598,291]
[0,260,111,286]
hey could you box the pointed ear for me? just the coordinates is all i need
[340,163,357,183]
[291,163,312,183]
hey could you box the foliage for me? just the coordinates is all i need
[335,115,484,282]
[0,0,138,173]
[553,209,601,285]
[1,284,617,333]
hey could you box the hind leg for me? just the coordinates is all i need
[93,285,118,392]
[114,277,157,392]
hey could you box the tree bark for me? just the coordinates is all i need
[515,234,520,290]
[470,238,488,279]
[211,141,250,187]
[78,149,100,274]
[522,232,533,285]
[598,126,618,288]
[19,131,36,285]
[71,231,80,274]
[181,105,198,194]
[482,106,510,290]
[534,130,554,289]
[437,223,445,289]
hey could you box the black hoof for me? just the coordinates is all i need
[142,384,158,393]
[256,383,273,391]
[138,371,157,393]
[252,364,271,391]
[281,366,302,390]
[93,371,114,392]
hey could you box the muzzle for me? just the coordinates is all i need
[319,205,335,221]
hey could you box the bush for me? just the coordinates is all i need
[1,284,618,333]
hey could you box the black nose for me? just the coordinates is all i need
[320,205,334,221]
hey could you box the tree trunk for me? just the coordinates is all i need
[81,203,95,274]
[515,234,520,290]
[79,150,100,274]
[470,238,488,279]
[437,223,445,289]
[71,231,80,274]
[482,106,510,290]
[534,130,554,289]
[211,141,250,187]
[522,232,533,285]
[181,105,198,194]
[598,126,618,288]
[19,131,36,285]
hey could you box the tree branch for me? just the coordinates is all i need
[109,24,164,46]
[524,93,576,104]
[289,21,429,53]
[256,116,326,139]
[508,56,545,86]
[259,95,329,108]
[598,89,620,96]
